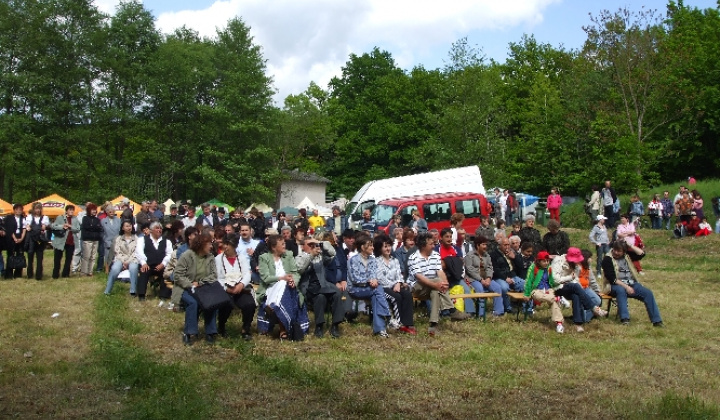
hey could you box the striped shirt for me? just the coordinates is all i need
[407,250,442,287]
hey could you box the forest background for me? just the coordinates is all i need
[1,0,718,208]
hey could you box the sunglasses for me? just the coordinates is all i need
[306,243,319,248]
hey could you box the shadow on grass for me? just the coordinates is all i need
[625,392,720,419]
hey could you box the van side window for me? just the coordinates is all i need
[399,205,417,227]
[455,199,480,218]
[423,202,451,223]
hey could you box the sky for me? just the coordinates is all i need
[94,0,718,104]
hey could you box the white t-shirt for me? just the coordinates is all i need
[274,258,286,278]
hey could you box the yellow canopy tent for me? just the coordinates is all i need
[109,195,141,216]
[23,194,77,218]
[0,198,13,216]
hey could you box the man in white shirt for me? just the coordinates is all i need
[135,222,172,302]
[235,222,260,284]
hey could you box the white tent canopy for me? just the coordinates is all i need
[245,203,273,213]
[296,196,316,210]
[163,198,175,215]
[316,205,332,217]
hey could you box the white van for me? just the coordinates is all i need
[346,166,486,228]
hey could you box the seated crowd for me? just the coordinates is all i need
[1,196,664,344]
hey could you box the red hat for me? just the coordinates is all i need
[566,247,583,263]
[536,251,550,261]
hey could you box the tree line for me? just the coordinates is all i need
[1,0,718,207]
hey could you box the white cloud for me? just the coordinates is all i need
[137,0,560,103]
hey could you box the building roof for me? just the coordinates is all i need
[283,169,331,184]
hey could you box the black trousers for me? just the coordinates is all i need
[308,290,345,326]
[555,282,595,325]
[53,244,74,279]
[137,266,171,298]
[384,286,414,327]
[5,241,25,279]
[27,243,45,280]
[218,291,256,332]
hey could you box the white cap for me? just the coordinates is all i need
[596,215,608,221]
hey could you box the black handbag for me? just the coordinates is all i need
[192,281,232,311]
[7,252,27,269]
[52,229,66,238]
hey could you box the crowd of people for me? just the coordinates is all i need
[0,184,671,344]
[587,182,715,238]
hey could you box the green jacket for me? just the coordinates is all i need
[174,250,217,290]
[257,251,301,305]
[524,263,556,297]
[50,214,81,251]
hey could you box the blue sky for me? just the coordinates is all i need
[96,0,718,103]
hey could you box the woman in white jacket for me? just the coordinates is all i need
[550,247,607,332]
[216,234,255,340]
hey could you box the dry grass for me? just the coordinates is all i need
[1,231,719,419]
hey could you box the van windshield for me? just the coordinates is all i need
[371,204,398,227]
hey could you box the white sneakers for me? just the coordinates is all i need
[556,323,565,334]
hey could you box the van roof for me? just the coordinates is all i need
[378,192,485,206]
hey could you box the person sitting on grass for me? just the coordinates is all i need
[696,217,712,237]
[409,232,470,336]
[550,247,608,333]
[601,241,663,327]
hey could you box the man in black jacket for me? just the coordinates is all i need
[3,204,27,279]
[490,237,525,314]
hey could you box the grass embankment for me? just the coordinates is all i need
[561,179,720,229]
[1,227,719,419]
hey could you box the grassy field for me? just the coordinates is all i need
[1,226,719,419]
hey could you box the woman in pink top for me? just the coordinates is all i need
[692,190,705,220]
[616,214,646,274]
[547,188,562,223]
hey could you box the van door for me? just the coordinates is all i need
[422,201,451,231]
[455,198,481,235]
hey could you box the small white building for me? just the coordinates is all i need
[276,170,331,209]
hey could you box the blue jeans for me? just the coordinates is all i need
[464,281,503,316]
[349,286,390,333]
[610,282,662,324]
[105,261,139,295]
[650,215,662,229]
[0,252,4,275]
[663,215,672,230]
[582,288,602,322]
[595,244,610,273]
[556,282,597,324]
[493,277,525,312]
[181,290,218,335]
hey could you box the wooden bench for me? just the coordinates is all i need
[599,293,616,318]
[413,292,501,321]
[507,292,530,321]
[448,292,501,321]
[508,291,617,321]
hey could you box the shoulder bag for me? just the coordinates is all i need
[192,281,232,312]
